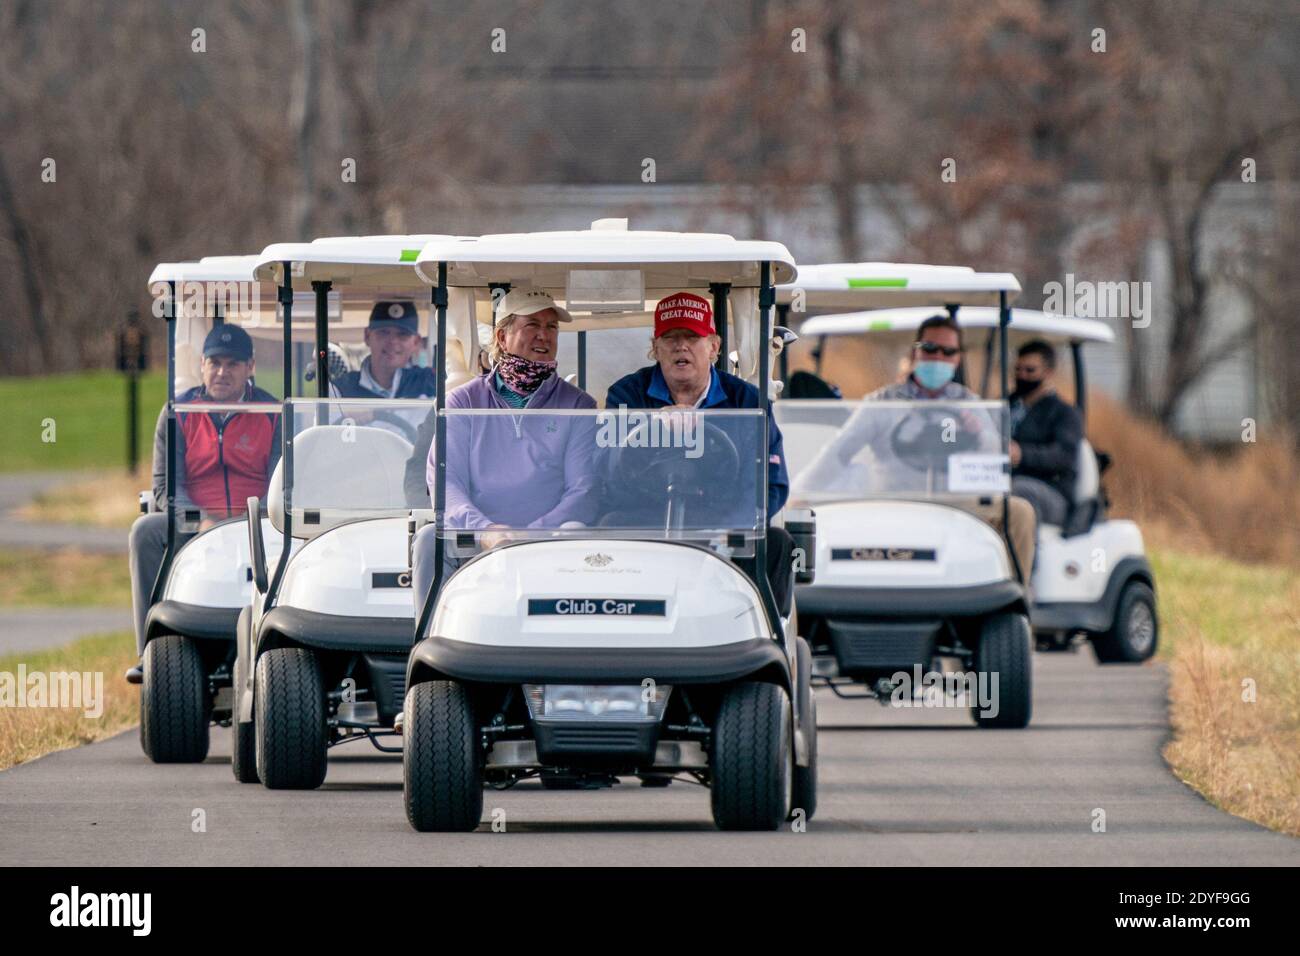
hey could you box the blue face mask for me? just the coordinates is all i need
[913,360,956,391]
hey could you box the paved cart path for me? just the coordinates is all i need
[0,472,129,554]
[0,608,133,655]
[2,651,1296,866]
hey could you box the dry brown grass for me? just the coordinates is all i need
[1089,394,1300,566]
[0,632,137,771]
[1154,550,1300,836]
[15,468,148,530]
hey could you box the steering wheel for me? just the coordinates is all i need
[370,409,420,445]
[611,416,743,527]
[888,405,981,473]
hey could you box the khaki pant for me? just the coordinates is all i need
[955,496,1036,585]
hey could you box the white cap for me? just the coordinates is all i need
[494,288,573,324]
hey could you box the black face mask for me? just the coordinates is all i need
[1014,377,1042,397]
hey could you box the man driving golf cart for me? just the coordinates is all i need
[127,322,280,671]
[332,299,437,400]
[604,291,795,615]
[806,312,1037,581]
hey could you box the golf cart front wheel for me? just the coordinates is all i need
[140,634,211,763]
[1092,580,1158,664]
[403,681,483,832]
[254,647,327,790]
[711,681,793,831]
[971,612,1033,729]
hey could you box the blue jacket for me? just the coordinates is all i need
[333,361,438,399]
[605,364,789,519]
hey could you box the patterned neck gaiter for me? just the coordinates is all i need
[495,351,556,395]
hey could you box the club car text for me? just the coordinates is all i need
[528,598,667,617]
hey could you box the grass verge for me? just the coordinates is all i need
[1154,548,1300,837]
[0,370,165,472]
[0,549,131,607]
[16,469,147,530]
[0,632,137,771]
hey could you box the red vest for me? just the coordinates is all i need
[180,404,276,517]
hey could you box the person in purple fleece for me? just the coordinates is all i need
[410,289,599,600]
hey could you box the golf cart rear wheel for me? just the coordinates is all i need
[140,634,211,763]
[711,682,793,831]
[971,612,1033,729]
[230,642,258,783]
[1092,580,1158,664]
[403,681,483,832]
[791,635,818,823]
[254,647,327,790]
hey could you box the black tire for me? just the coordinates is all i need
[1092,580,1158,664]
[230,620,258,783]
[403,681,483,832]
[140,634,210,763]
[791,636,818,823]
[971,612,1033,729]
[711,682,793,831]
[254,647,327,790]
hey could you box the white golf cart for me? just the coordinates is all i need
[235,235,482,788]
[132,256,288,763]
[772,263,1039,727]
[401,221,818,831]
[781,278,1156,666]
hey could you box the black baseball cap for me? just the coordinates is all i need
[202,323,254,361]
[368,300,419,335]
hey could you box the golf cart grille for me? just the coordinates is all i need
[828,620,940,673]
[534,721,659,764]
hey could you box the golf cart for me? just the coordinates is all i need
[401,220,817,831]
[781,282,1156,666]
[235,235,481,788]
[772,263,1037,727]
[133,256,288,763]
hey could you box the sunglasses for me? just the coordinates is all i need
[915,341,961,357]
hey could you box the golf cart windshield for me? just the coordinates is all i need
[278,399,437,531]
[432,406,766,554]
[778,399,1010,504]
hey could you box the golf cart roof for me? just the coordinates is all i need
[414,219,797,291]
[800,307,1114,344]
[777,262,1021,308]
[147,255,262,286]
[253,235,465,289]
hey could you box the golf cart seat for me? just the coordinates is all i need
[267,425,414,539]
[443,338,476,391]
[1045,438,1103,538]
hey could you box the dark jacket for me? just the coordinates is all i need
[151,383,282,516]
[605,364,789,520]
[333,361,438,400]
[1011,391,1083,502]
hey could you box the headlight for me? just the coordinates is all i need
[523,684,672,721]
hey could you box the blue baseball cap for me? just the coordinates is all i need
[368,300,420,335]
[202,323,254,361]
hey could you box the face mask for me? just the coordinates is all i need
[1014,376,1042,396]
[913,360,956,391]
[496,350,556,394]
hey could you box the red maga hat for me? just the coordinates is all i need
[654,292,715,338]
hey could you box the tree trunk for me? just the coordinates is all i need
[0,151,54,372]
